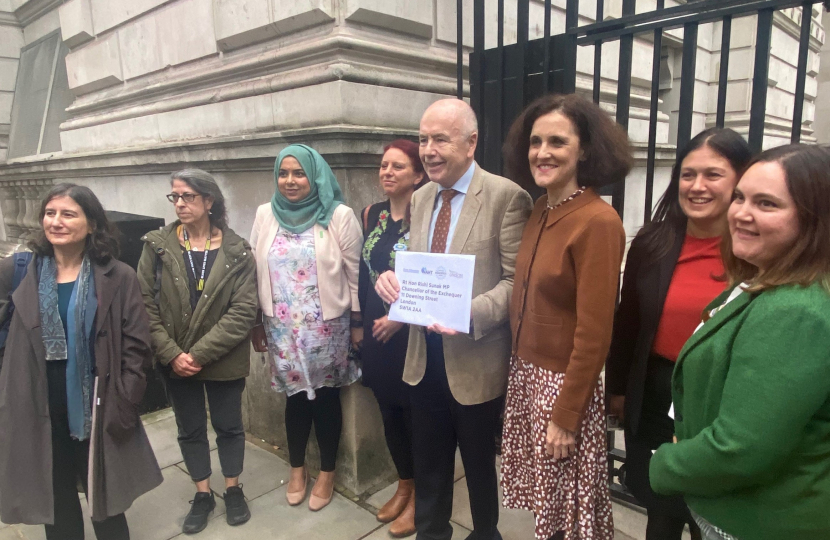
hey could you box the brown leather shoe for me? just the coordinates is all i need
[389,490,416,537]
[377,479,414,523]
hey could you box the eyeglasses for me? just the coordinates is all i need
[167,193,202,204]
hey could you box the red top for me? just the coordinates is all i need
[651,235,725,361]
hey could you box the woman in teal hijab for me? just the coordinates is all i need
[251,144,364,512]
[270,144,345,233]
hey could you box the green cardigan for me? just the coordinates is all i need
[649,283,830,539]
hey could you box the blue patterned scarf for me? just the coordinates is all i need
[39,256,97,441]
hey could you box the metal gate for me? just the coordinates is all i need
[463,0,823,220]
[457,0,823,505]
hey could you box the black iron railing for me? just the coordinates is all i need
[460,0,822,506]
[465,0,821,223]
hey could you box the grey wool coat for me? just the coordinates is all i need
[0,255,163,525]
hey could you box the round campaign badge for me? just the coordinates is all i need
[393,243,408,251]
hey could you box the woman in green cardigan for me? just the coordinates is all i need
[649,143,830,540]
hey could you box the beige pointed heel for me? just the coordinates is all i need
[286,468,308,506]
[308,470,335,511]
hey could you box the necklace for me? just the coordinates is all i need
[546,187,587,210]
[180,226,211,291]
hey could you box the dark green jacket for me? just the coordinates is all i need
[137,222,257,381]
[650,283,830,540]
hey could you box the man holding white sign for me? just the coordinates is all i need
[375,99,532,540]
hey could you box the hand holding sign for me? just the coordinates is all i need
[387,252,475,333]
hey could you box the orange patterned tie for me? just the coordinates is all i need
[430,189,458,253]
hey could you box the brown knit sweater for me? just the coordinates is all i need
[510,188,625,432]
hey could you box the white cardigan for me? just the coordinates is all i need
[250,203,362,320]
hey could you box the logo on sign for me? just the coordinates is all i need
[421,267,433,275]
[435,266,447,280]
[449,269,464,279]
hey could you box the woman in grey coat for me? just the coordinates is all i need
[0,184,162,540]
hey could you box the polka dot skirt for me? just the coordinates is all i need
[501,356,614,540]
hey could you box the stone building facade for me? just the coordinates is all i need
[0,0,824,494]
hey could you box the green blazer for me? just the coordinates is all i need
[650,283,830,540]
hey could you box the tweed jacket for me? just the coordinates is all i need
[402,163,533,405]
[650,283,830,540]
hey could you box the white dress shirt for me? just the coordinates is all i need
[427,161,476,253]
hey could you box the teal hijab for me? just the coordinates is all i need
[271,144,344,234]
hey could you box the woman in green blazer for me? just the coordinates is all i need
[650,143,830,540]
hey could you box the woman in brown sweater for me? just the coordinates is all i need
[501,94,632,540]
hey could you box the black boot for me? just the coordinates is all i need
[224,485,251,526]
[182,491,216,534]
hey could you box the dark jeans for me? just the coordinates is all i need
[162,373,246,482]
[374,394,414,480]
[410,333,503,540]
[626,355,699,540]
[46,361,129,540]
[285,386,342,471]
[647,512,702,540]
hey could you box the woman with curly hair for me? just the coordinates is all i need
[501,94,632,540]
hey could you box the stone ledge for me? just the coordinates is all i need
[0,126,416,180]
[58,0,94,49]
[344,4,432,39]
[12,0,60,26]
[0,11,20,26]
[64,32,123,94]
[60,51,460,132]
[59,81,447,153]
[62,31,460,120]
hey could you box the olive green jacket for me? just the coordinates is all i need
[137,222,257,381]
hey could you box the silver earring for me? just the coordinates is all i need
[209,210,213,215]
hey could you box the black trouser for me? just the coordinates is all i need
[46,361,129,540]
[626,355,701,540]
[646,512,701,540]
[375,395,414,480]
[410,333,503,540]
[163,374,246,482]
[285,386,342,471]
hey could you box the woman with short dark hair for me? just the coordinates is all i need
[501,94,631,540]
[137,169,257,535]
[606,127,752,540]
[650,144,830,540]
[0,183,162,540]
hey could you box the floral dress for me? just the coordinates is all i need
[265,228,360,399]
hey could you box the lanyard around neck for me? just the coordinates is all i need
[180,226,211,291]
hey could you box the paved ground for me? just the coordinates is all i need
[0,409,681,540]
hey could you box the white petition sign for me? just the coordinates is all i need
[388,252,475,333]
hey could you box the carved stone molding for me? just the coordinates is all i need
[0,178,53,244]
[62,33,461,127]
[14,0,63,26]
